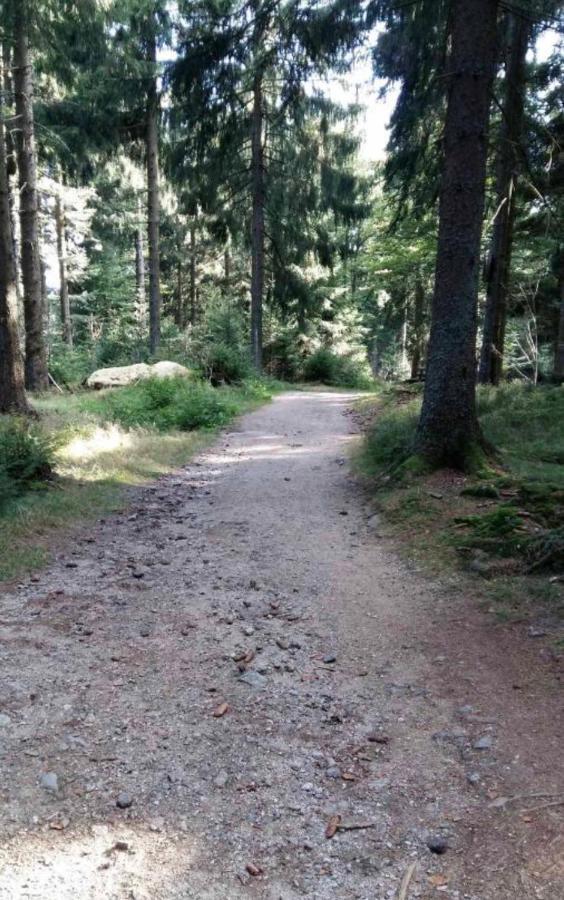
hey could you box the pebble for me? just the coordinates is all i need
[326,766,342,779]
[239,670,267,689]
[323,654,337,664]
[116,792,133,809]
[473,735,493,751]
[243,625,255,637]
[139,626,151,637]
[427,835,449,854]
[40,772,59,793]
[466,772,481,785]
[528,627,546,638]
[213,771,229,788]
[0,714,12,728]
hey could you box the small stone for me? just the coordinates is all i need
[367,731,389,744]
[40,772,59,793]
[427,836,449,854]
[239,670,267,689]
[285,662,296,673]
[325,766,342,779]
[466,771,481,785]
[473,735,493,751]
[225,614,235,625]
[243,625,255,637]
[0,714,12,728]
[289,639,302,649]
[323,654,336,664]
[276,638,289,650]
[528,626,546,638]
[139,626,151,637]
[302,782,314,792]
[214,771,229,788]
[116,792,133,809]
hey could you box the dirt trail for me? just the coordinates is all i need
[0,390,562,900]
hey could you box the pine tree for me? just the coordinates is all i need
[414,0,499,469]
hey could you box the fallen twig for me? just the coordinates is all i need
[338,821,377,832]
[523,798,564,814]
[397,861,417,900]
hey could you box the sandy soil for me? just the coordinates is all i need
[0,389,562,900]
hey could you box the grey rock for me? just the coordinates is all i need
[139,626,151,637]
[325,766,342,779]
[427,835,449,854]
[0,714,12,728]
[323,654,337,664]
[473,735,493,751]
[116,791,133,809]
[242,625,255,637]
[213,771,229,788]
[466,771,481,785]
[40,772,59,793]
[528,626,546,638]
[239,670,267,689]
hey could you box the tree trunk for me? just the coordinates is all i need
[414,0,499,470]
[13,0,48,391]
[135,197,146,335]
[189,220,197,325]
[410,277,425,379]
[479,13,529,385]
[223,233,231,297]
[250,68,265,371]
[554,249,564,383]
[55,182,72,347]
[0,47,29,414]
[146,27,161,356]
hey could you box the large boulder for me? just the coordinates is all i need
[86,360,194,389]
[86,363,152,389]
[151,360,193,379]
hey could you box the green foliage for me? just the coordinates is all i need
[0,418,54,513]
[200,343,251,385]
[302,348,373,388]
[100,377,241,432]
[49,346,96,388]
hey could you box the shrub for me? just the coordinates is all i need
[102,377,240,432]
[361,402,419,475]
[0,418,54,513]
[302,348,373,389]
[200,342,251,385]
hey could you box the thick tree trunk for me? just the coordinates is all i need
[189,220,197,325]
[13,0,48,391]
[146,29,161,356]
[410,277,425,380]
[250,69,265,371]
[415,0,499,470]
[0,50,29,415]
[55,183,72,347]
[554,249,564,383]
[479,13,529,385]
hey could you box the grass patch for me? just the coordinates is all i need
[0,377,281,583]
[356,381,564,622]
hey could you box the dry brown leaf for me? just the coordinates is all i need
[246,863,263,876]
[428,873,448,886]
[212,702,229,718]
[342,772,356,781]
[243,649,255,665]
[325,814,341,839]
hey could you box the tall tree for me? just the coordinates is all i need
[0,46,29,414]
[145,16,162,355]
[479,11,530,385]
[414,0,499,468]
[13,0,48,390]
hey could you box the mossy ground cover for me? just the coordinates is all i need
[0,377,283,582]
[355,382,564,623]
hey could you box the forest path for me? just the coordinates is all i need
[0,390,562,900]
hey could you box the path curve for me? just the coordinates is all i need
[0,390,562,899]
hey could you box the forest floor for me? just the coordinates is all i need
[0,389,562,899]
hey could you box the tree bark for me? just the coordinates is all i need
[415,0,499,470]
[0,48,29,414]
[410,277,425,379]
[554,248,564,383]
[189,219,197,325]
[13,0,48,390]
[55,182,72,347]
[135,197,146,335]
[478,13,529,385]
[250,68,265,371]
[146,27,161,356]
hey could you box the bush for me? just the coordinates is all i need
[200,342,251,385]
[302,348,373,389]
[49,346,95,388]
[101,377,240,432]
[0,418,54,512]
